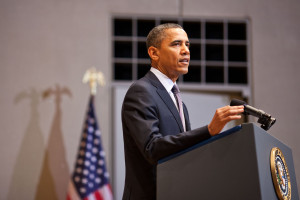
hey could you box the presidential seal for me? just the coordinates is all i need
[270,147,291,200]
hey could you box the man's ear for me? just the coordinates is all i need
[148,46,159,61]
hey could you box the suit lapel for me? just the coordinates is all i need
[157,89,184,132]
[145,71,184,132]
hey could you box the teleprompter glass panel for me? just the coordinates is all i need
[206,66,224,83]
[114,63,132,80]
[183,21,201,39]
[228,23,247,40]
[114,41,132,58]
[183,65,201,82]
[228,67,248,84]
[228,45,247,62]
[205,22,223,39]
[114,18,132,36]
[137,19,156,37]
[206,44,224,61]
[190,44,201,60]
[138,64,151,79]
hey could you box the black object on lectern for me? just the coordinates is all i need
[157,123,299,200]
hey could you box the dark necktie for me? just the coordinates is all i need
[171,84,186,131]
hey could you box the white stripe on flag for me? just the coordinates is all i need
[87,194,96,200]
[98,185,113,200]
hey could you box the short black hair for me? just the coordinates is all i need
[146,23,183,50]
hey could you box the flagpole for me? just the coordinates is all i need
[66,67,113,200]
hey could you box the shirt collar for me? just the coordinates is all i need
[150,67,175,92]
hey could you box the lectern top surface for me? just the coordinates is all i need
[158,125,242,164]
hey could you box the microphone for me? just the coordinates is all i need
[230,99,276,131]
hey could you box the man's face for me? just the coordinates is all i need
[154,28,190,82]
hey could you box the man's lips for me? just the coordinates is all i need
[179,58,190,63]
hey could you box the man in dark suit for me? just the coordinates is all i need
[121,23,244,200]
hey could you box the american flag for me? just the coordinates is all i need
[67,96,113,200]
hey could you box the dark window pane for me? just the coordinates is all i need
[138,41,148,59]
[114,41,132,58]
[114,63,132,80]
[206,44,224,61]
[112,18,249,84]
[228,45,247,62]
[190,44,201,60]
[160,19,178,24]
[114,18,132,36]
[228,67,247,84]
[183,65,201,82]
[206,22,223,39]
[206,66,224,83]
[228,23,247,40]
[183,21,201,39]
[138,64,151,79]
[137,20,156,37]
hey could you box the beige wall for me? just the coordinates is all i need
[1,0,299,199]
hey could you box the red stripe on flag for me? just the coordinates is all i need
[94,190,104,200]
[108,184,113,193]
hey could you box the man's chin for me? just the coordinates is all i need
[180,68,189,75]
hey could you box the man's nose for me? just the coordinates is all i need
[181,45,190,55]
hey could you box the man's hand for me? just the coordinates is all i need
[208,105,244,136]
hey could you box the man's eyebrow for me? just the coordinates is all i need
[171,40,182,43]
[170,40,190,44]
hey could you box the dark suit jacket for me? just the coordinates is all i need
[121,71,211,200]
